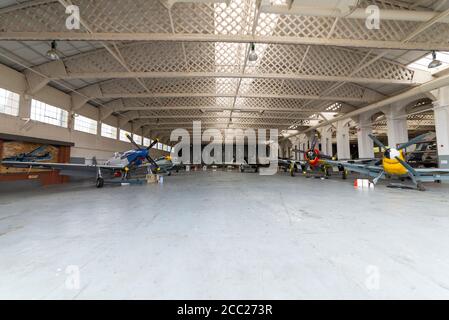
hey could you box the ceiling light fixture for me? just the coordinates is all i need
[47,41,60,61]
[428,51,442,69]
[248,43,258,62]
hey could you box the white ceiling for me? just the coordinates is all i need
[0,0,444,138]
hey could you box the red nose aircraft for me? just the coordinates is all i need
[291,136,342,178]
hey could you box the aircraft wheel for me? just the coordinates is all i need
[96,178,104,188]
[417,183,426,192]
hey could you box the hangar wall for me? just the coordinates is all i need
[0,64,168,162]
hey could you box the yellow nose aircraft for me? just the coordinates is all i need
[327,133,449,191]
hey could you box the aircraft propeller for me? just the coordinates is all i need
[145,139,160,170]
[369,133,430,154]
[368,134,387,150]
[310,135,318,151]
[397,133,430,151]
[126,133,142,151]
[126,134,160,170]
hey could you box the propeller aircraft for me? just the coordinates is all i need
[289,135,346,179]
[327,133,449,191]
[2,134,176,188]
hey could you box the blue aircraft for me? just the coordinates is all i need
[2,134,176,188]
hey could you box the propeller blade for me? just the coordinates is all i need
[146,155,159,170]
[147,138,159,150]
[126,134,141,150]
[395,156,420,177]
[368,134,386,150]
[311,135,318,150]
[397,133,430,151]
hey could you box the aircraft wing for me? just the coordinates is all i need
[278,159,291,166]
[415,168,449,174]
[140,158,176,174]
[1,161,124,178]
[414,168,449,181]
[345,158,379,165]
[326,160,384,177]
[278,159,306,167]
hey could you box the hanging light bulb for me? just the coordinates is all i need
[46,41,60,61]
[248,43,258,62]
[428,51,442,69]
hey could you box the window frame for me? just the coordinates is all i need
[74,114,98,135]
[101,123,118,140]
[143,137,151,147]
[30,99,68,128]
[120,129,132,142]
[133,134,142,145]
[0,87,20,117]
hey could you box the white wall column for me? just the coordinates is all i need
[336,120,351,160]
[384,104,409,148]
[356,114,374,159]
[298,134,307,160]
[288,137,300,160]
[435,86,449,170]
[96,109,102,138]
[319,125,333,157]
[116,117,120,140]
[295,138,301,161]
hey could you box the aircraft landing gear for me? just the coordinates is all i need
[289,162,296,177]
[96,177,104,188]
[96,167,104,188]
[337,165,347,180]
[416,182,426,192]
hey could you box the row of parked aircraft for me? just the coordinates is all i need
[2,131,449,191]
[284,133,449,191]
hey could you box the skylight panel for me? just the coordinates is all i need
[408,51,449,74]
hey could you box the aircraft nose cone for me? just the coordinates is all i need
[385,148,400,159]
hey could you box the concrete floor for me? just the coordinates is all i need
[1,171,449,299]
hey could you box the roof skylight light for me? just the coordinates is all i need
[408,51,449,74]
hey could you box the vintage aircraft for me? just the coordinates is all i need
[2,134,176,188]
[289,136,346,178]
[327,133,449,191]
[2,145,52,162]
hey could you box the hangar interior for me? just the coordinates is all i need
[1,0,449,299]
